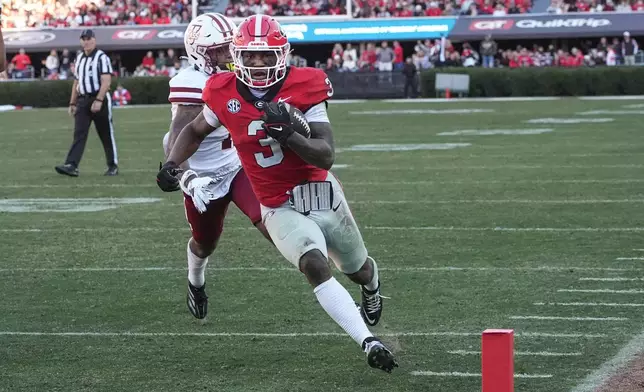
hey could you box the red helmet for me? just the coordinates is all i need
[230,15,290,88]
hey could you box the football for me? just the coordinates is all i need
[284,103,311,138]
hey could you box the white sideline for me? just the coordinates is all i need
[579,277,644,281]
[349,199,644,205]
[0,331,605,338]
[448,350,582,357]
[570,330,644,392]
[411,371,553,378]
[0,266,639,273]
[558,289,644,294]
[535,302,644,307]
[6,178,644,189]
[616,257,644,260]
[510,316,628,321]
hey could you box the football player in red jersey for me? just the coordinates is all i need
[159,15,398,373]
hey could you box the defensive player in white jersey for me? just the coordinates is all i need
[163,12,270,319]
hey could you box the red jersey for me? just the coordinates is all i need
[203,67,333,208]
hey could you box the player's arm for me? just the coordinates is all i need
[166,104,203,170]
[157,107,219,192]
[285,121,334,170]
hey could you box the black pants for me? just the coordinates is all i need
[65,94,118,168]
[404,78,418,98]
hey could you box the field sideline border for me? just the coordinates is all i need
[3,95,644,112]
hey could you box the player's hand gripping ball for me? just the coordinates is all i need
[260,102,311,146]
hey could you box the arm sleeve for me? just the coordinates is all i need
[304,102,330,123]
[99,53,112,75]
[203,104,221,128]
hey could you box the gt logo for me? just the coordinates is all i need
[469,20,514,30]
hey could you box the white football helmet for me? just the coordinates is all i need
[184,13,236,75]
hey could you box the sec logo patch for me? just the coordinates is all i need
[227,99,241,114]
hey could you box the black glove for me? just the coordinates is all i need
[260,102,294,145]
[156,161,182,192]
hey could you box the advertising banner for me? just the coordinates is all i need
[2,17,456,52]
[450,13,644,40]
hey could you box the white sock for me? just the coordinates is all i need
[364,256,379,292]
[187,243,208,287]
[314,277,373,346]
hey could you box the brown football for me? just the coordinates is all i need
[284,103,311,138]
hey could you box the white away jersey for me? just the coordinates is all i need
[168,67,240,178]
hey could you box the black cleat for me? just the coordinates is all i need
[360,281,384,326]
[362,337,399,373]
[104,165,118,176]
[187,282,208,319]
[55,164,79,177]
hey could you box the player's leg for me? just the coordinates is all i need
[229,169,271,242]
[262,205,397,372]
[315,173,384,327]
[183,193,231,319]
[59,99,91,173]
[91,95,118,175]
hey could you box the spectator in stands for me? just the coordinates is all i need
[142,51,155,69]
[168,61,182,78]
[45,49,59,77]
[634,0,644,11]
[11,48,32,79]
[342,43,358,72]
[615,0,632,11]
[166,49,178,67]
[621,31,639,66]
[156,50,167,70]
[0,24,5,72]
[376,41,394,72]
[359,43,377,71]
[112,84,131,106]
[480,35,497,68]
[393,41,404,70]
[606,46,618,66]
[58,48,73,79]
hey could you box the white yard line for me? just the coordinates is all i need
[0,266,638,273]
[448,350,582,357]
[7,179,644,188]
[4,226,643,233]
[558,289,644,294]
[0,331,604,338]
[382,97,562,103]
[579,277,644,282]
[616,257,644,260]
[578,95,644,100]
[509,316,628,321]
[349,199,644,205]
[570,330,644,392]
[535,302,644,307]
[633,249,644,251]
[411,371,553,378]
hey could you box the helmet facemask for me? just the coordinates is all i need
[232,44,290,88]
[196,41,234,74]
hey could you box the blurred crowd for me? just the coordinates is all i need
[1,0,192,29]
[324,33,639,73]
[546,0,644,13]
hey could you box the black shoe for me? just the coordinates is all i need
[55,164,79,177]
[187,282,208,319]
[360,281,384,327]
[104,165,118,176]
[362,337,398,373]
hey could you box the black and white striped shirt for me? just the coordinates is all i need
[74,49,112,95]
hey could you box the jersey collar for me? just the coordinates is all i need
[235,67,291,106]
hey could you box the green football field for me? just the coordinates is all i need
[1,97,643,392]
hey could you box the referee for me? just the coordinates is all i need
[55,29,118,177]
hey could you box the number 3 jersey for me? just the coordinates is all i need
[168,66,241,178]
[202,67,333,208]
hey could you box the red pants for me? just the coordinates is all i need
[183,169,261,247]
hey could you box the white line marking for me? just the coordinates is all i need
[8,178,644,188]
[623,103,644,108]
[0,266,638,273]
[558,289,644,294]
[350,199,644,205]
[525,118,614,124]
[336,143,471,152]
[382,97,562,103]
[410,371,553,378]
[579,277,644,282]
[4,226,644,234]
[438,129,553,136]
[535,302,644,307]
[510,316,628,321]
[633,249,644,251]
[350,109,494,115]
[0,331,604,338]
[616,257,644,260]
[578,110,644,115]
[579,95,644,100]
[570,329,644,392]
[448,350,582,357]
